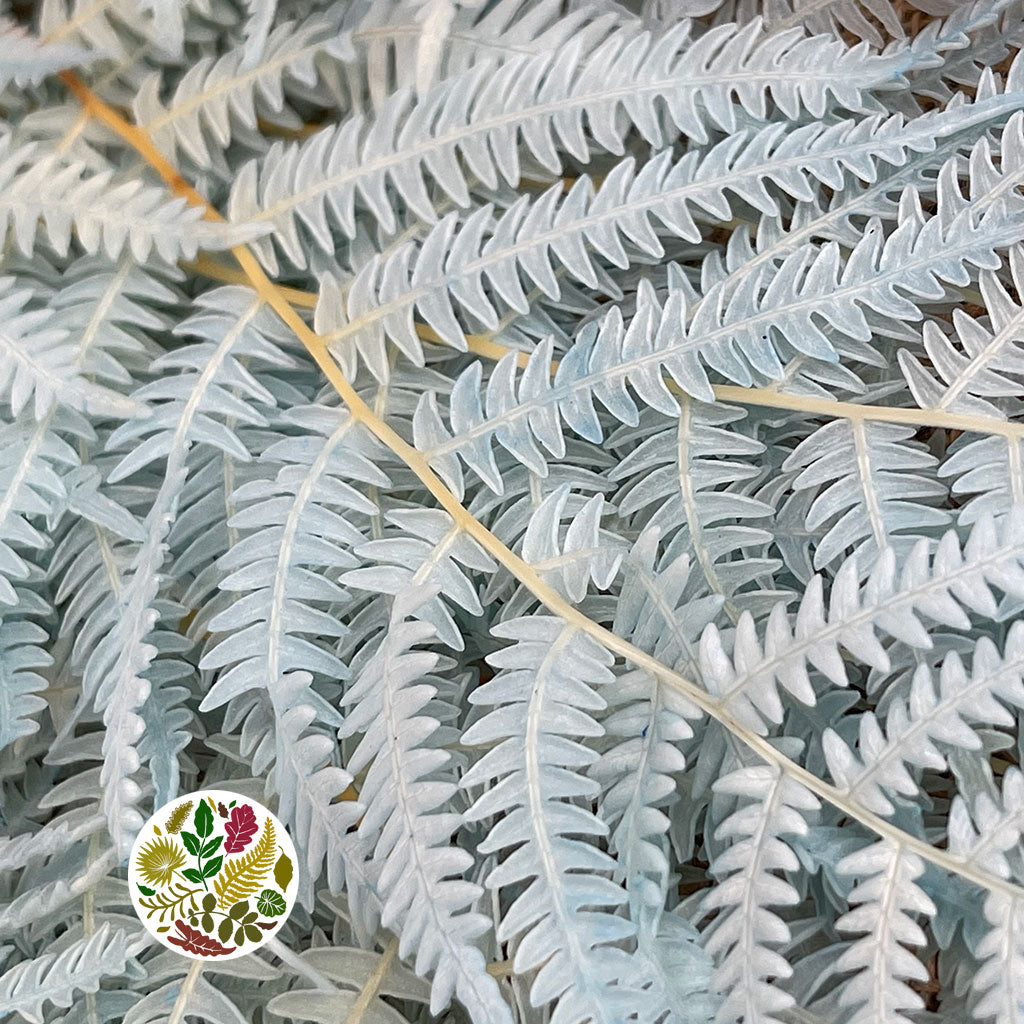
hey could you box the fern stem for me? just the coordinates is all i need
[345,936,398,1024]
[264,936,336,991]
[167,960,203,1024]
[60,72,1024,909]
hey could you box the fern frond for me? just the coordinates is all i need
[703,765,820,1024]
[342,507,496,649]
[237,22,909,267]
[462,616,660,1024]
[0,141,260,262]
[0,18,93,89]
[0,615,50,753]
[200,406,382,709]
[0,276,140,420]
[134,15,348,171]
[832,841,937,1024]
[784,418,949,569]
[339,590,512,1023]
[345,0,629,106]
[901,246,1024,418]
[612,402,780,612]
[821,630,1024,816]
[949,767,1024,1024]
[698,511,1024,733]
[0,924,137,1024]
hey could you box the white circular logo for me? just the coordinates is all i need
[128,790,297,959]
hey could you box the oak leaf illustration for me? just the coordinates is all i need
[223,803,258,853]
[168,920,236,956]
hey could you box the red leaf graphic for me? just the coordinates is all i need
[223,803,258,853]
[168,920,236,957]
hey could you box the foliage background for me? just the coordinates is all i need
[5,1,1024,1023]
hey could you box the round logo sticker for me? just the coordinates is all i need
[129,790,297,959]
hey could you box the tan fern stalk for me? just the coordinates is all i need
[213,817,276,908]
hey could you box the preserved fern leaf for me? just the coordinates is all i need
[235,20,907,267]
[0,142,259,262]
[0,925,138,1024]
[7,4,1024,1023]
[703,765,819,1024]
[0,18,93,88]
[832,842,937,1024]
[339,591,511,1022]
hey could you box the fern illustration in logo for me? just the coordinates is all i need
[129,790,297,960]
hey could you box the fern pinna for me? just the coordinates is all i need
[5,1,1024,1022]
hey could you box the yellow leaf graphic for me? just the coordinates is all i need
[213,817,276,908]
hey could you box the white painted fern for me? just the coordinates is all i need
[4,2,1024,1023]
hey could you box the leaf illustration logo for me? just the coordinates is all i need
[129,790,298,960]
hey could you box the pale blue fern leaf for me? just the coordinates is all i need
[901,246,1024,418]
[703,765,820,1024]
[339,589,512,1024]
[342,507,496,649]
[0,17,94,89]
[133,14,348,171]
[784,418,949,570]
[0,140,261,262]
[821,633,1024,816]
[462,616,664,1024]
[831,841,937,1024]
[697,511,1024,734]
[0,924,139,1024]
[237,23,910,269]
[948,767,1024,1024]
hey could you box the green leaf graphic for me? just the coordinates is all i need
[137,884,156,896]
[194,800,214,838]
[202,855,224,878]
[200,836,223,858]
[182,868,204,884]
[256,889,287,917]
[180,831,200,856]
[273,852,293,891]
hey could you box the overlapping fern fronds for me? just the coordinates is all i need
[5,2,1024,1024]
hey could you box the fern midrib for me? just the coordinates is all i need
[266,417,356,685]
[872,848,908,1021]
[850,419,889,553]
[374,633,496,1010]
[737,775,789,1024]
[43,0,119,44]
[256,52,889,231]
[0,418,48,555]
[676,397,735,619]
[625,562,700,670]
[68,70,1024,909]
[409,525,459,586]
[523,623,611,1022]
